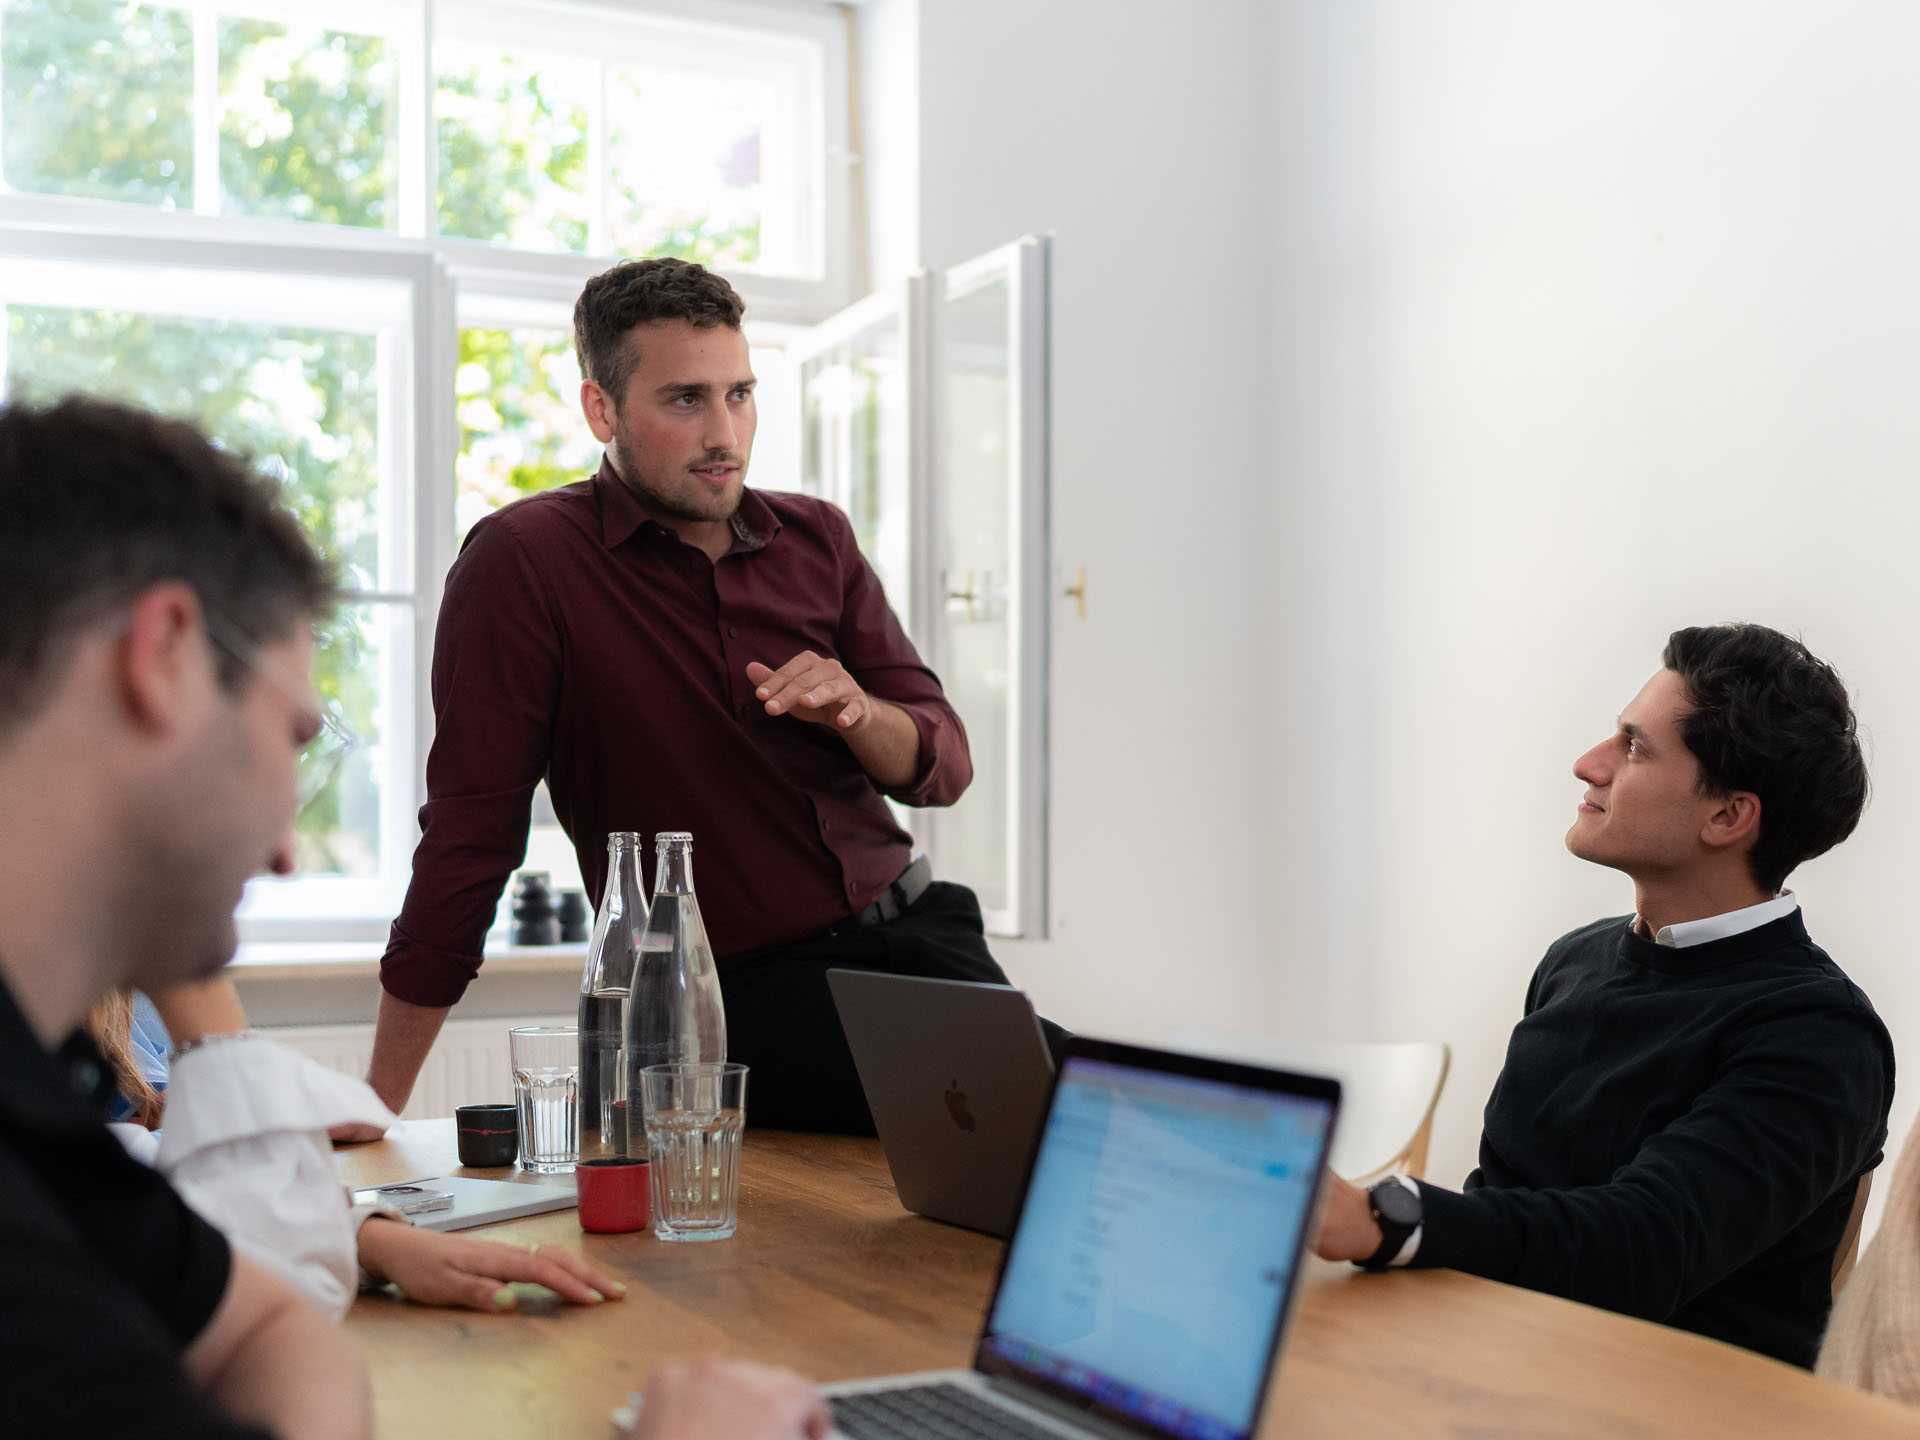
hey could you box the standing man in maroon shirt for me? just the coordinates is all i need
[358,257,1053,1136]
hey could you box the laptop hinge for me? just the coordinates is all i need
[982,1375,1148,1440]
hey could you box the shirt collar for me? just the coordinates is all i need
[1644,890,1800,949]
[0,969,117,1132]
[593,457,781,554]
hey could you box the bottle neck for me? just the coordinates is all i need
[606,834,645,914]
[654,841,695,896]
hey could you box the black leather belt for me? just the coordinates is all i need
[851,855,933,928]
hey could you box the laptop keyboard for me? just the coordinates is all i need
[831,1381,1070,1439]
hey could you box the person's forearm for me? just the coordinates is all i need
[842,697,920,789]
[205,1299,371,1440]
[366,990,452,1113]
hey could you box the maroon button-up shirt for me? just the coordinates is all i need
[379,462,972,1008]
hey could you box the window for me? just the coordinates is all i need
[0,0,849,944]
[0,232,432,925]
[0,0,844,286]
[792,238,1051,938]
[2,1,197,209]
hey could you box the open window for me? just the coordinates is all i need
[793,236,1050,938]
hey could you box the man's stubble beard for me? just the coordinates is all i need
[119,729,254,991]
[608,429,746,527]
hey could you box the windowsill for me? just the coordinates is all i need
[230,940,587,982]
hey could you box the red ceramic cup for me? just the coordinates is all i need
[576,1156,651,1234]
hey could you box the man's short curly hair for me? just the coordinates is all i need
[1662,623,1869,893]
[572,257,746,408]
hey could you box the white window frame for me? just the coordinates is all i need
[0,0,851,303]
[0,225,437,937]
[927,236,1049,940]
[0,0,851,943]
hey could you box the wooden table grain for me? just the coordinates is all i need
[339,1121,1919,1438]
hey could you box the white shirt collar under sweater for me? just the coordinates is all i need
[1640,890,1799,948]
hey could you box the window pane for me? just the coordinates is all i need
[3,301,399,883]
[1,0,194,207]
[4,304,384,584]
[799,315,911,623]
[300,601,398,878]
[938,276,1014,918]
[607,66,766,267]
[508,781,584,936]
[455,326,599,540]
[435,48,591,252]
[218,18,396,229]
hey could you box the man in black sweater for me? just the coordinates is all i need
[1314,624,1894,1369]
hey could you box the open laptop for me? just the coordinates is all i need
[823,1037,1341,1440]
[829,969,1057,1236]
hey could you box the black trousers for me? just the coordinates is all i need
[718,881,1068,1134]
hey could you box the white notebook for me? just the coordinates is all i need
[352,1174,578,1232]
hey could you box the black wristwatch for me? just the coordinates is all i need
[1358,1178,1422,1272]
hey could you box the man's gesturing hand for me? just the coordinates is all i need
[746,654,871,732]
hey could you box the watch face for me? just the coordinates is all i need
[1373,1182,1422,1227]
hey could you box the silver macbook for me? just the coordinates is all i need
[823,1037,1342,1440]
[350,1174,577,1232]
[829,970,1057,1236]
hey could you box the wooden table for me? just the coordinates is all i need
[341,1121,1918,1438]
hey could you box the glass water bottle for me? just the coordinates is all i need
[579,831,648,1158]
[625,832,727,1104]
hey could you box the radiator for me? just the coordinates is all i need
[257,1016,568,1120]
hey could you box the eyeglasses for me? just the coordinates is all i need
[200,612,361,820]
[295,705,359,816]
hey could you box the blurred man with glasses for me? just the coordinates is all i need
[0,396,829,1439]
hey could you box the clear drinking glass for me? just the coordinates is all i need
[509,1025,580,1173]
[640,1062,748,1242]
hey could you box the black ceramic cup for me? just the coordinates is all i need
[455,1102,520,1168]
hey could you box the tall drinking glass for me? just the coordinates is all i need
[509,1025,580,1173]
[640,1062,747,1242]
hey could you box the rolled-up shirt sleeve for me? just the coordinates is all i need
[828,506,973,808]
[380,513,561,1007]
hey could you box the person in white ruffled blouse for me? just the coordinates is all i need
[93,978,832,1438]
[92,975,625,1318]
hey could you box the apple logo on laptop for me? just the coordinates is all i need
[944,1079,976,1133]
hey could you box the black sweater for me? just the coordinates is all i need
[1413,910,1893,1368]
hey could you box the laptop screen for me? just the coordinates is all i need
[977,1050,1338,1440]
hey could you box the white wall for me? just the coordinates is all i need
[1268,0,1920,1230]
[858,0,1289,1038]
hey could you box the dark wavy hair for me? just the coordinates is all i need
[572,257,746,409]
[0,395,333,733]
[1663,624,1868,893]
